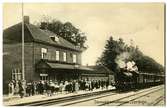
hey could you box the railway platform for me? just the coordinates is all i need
[3,86,115,106]
[3,85,165,106]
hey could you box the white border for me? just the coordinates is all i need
[0,0,166,108]
[1,0,167,3]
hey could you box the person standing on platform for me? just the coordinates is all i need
[26,82,31,96]
[64,81,69,93]
[36,81,40,95]
[78,80,82,90]
[47,81,52,96]
[18,80,24,98]
[91,80,95,91]
[75,81,79,93]
[79,80,82,90]
[101,80,104,90]
[106,80,109,89]
[95,80,98,89]
[98,80,101,89]
[43,81,48,95]
[59,81,64,94]
[15,80,19,95]
[88,80,92,91]
[54,81,59,94]
[31,82,35,96]
[8,81,14,98]
[72,80,75,93]
[49,80,55,96]
[83,80,86,90]
[69,82,73,93]
[33,81,37,95]
[39,81,44,95]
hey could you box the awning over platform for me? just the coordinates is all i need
[36,60,94,71]
[47,62,74,70]
[78,66,94,71]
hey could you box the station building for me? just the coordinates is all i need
[82,65,114,83]
[3,16,113,94]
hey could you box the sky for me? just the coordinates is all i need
[3,3,165,66]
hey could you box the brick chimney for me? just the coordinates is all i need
[24,16,29,24]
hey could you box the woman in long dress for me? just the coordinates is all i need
[75,81,79,93]
[8,81,14,98]
[59,81,64,94]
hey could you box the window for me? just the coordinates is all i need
[73,54,77,63]
[63,52,67,62]
[12,68,22,81]
[41,48,47,59]
[40,74,48,81]
[56,51,59,61]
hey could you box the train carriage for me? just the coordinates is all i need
[115,70,165,91]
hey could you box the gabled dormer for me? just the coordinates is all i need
[50,35,59,42]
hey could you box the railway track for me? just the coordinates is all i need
[56,85,163,106]
[151,95,165,105]
[57,91,117,106]
[99,85,163,106]
[114,88,161,106]
[12,89,115,106]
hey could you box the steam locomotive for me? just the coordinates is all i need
[114,62,164,91]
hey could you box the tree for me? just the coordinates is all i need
[96,36,125,72]
[97,36,164,75]
[36,16,87,48]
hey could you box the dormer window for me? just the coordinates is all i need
[50,35,59,42]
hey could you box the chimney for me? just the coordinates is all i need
[24,16,30,24]
[40,22,48,30]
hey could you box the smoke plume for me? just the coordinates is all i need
[115,52,130,69]
[115,52,138,72]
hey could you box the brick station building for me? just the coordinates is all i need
[3,16,112,94]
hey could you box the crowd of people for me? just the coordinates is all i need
[8,80,26,98]
[8,79,110,98]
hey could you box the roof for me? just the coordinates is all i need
[78,66,94,71]
[139,72,165,77]
[47,62,74,70]
[3,22,82,51]
[87,65,114,74]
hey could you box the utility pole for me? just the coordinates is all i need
[22,2,25,80]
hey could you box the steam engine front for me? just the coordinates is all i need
[114,61,164,91]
